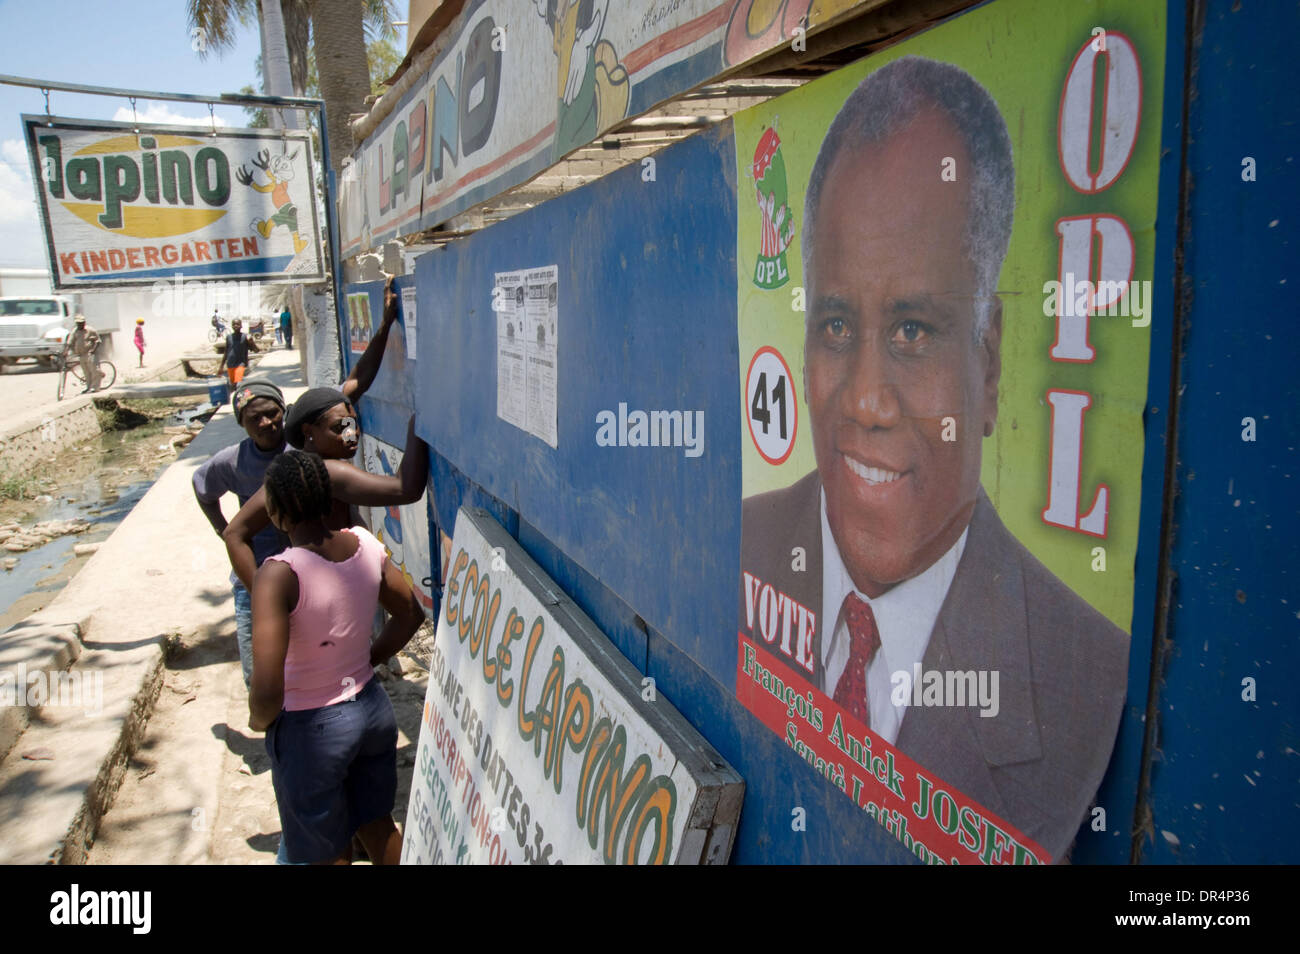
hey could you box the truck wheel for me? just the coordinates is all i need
[36,356,56,371]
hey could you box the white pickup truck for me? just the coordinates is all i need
[0,295,113,371]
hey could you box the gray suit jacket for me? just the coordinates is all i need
[740,470,1129,862]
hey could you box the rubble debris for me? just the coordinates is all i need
[0,519,92,553]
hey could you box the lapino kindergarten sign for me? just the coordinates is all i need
[24,117,324,290]
[403,507,743,865]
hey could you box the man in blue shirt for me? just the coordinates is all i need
[193,280,403,685]
[193,380,290,686]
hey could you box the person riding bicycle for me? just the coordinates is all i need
[212,310,225,336]
[63,315,102,393]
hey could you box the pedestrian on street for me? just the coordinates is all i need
[63,315,101,393]
[217,317,258,387]
[249,450,423,865]
[133,318,146,367]
[280,306,293,350]
[192,380,290,687]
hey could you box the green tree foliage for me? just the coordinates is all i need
[239,34,402,128]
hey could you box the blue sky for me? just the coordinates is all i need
[0,0,404,269]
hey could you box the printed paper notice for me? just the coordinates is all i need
[401,286,418,358]
[494,266,558,447]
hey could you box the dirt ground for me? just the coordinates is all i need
[86,619,436,865]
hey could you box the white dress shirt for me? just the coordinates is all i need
[820,490,968,744]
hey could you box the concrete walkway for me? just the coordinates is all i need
[0,349,306,864]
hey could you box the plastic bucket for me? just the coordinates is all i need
[208,379,230,406]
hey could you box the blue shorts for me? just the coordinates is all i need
[265,677,397,864]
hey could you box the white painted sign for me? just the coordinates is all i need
[24,117,324,290]
[402,507,743,865]
[341,0,725,254]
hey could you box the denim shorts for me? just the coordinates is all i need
[265,677,397,864]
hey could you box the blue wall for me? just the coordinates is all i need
[340,0,1299,863]
[1133,0,1300,864]
[410,125,743,687]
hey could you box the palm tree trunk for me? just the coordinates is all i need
[312,0,372,175]
[261,0,298,129]
[282,0,310,97]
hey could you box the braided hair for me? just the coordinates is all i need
[263,450,332,528]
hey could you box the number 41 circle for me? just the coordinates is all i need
[746,345,797,465]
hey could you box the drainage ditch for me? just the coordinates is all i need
[0,397,215,630]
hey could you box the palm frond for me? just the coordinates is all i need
[361,0,399,43]
[187,0,259,58]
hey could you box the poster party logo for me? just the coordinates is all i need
[751,124,795,289]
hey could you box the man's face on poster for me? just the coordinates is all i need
[805,107,1002,598]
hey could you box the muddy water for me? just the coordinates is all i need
[0,403,213,630]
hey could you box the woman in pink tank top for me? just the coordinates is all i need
[249,450,424,865]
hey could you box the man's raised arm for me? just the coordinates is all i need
[341,276,401,406]
[325,415,429,507]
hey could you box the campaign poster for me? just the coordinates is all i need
[735,0,1165,864]
[24,118,323,290]
[347,291,373,354]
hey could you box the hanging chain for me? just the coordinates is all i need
[129,96,138,132]
[42,87,51,125]
[209,102,217,137]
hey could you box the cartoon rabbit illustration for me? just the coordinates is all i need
[236,147,308,254]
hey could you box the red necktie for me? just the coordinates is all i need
[833,593,881,725]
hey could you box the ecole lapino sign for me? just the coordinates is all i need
[403,508,743,865]
[24,116,324,290]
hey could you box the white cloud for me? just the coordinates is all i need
[110,104,229,129]
[0,138,45,266]
[0,139,35,223]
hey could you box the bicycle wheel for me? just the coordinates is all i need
[56,366,68,401]
[95,360,116,390]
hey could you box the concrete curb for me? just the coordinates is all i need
[0,348,306,864]
[0,622,82,764]
[122,358,185,385]
[0,398,99,475]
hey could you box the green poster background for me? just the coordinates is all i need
[735,0,1166,631]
